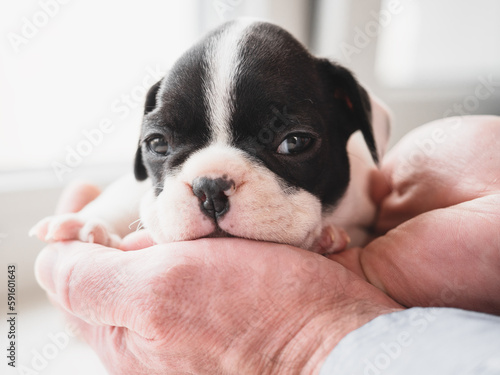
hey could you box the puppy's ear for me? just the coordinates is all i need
[144,80,162,115]
[317,59,378,164]
[134,80,162,180]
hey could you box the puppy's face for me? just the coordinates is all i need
[134,20,377,250]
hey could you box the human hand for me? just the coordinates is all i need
[35,115,499,375]
[332,116,500,314]
[35,183,401,375]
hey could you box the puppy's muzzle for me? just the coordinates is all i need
[192,176,235,219]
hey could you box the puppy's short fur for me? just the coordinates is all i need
[32,19,390,253]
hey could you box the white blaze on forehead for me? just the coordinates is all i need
[205,19,256,145]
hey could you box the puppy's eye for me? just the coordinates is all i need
[277,135,312,154]
[146,136,170,155]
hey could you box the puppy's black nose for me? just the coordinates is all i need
[192,177,234,219]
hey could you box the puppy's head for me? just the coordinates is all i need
[134,19,377,250]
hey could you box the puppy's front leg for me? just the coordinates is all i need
[30,174,151,247]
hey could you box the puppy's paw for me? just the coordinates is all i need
[29,214,121,247]
[78,219,122,247]
[29,214,84,242]
[312,225,351,255]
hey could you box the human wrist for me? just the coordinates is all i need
[272,311,352,375]
[259,301,401,375]
[294,306,401,374]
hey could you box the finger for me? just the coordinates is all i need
[44,287,133,373]
[52,302,129,374]
[362,194,500,314]
[47,292,94,338]
[56,181,101,214]
[119,230,156,251]
[34,240,183,339]
[375,116,500,234]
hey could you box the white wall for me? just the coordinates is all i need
[313,0,500,144]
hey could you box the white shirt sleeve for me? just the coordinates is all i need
[320,307,500,375]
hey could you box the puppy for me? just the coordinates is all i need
[31,19,390,254]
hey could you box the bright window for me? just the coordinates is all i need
[375,0,500,87]
[0,1,199,181]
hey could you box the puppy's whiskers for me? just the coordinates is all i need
[128,218,144,232]
[282,186,297,195]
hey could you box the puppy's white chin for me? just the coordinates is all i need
[140,145,323,250]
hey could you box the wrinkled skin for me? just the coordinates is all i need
[35,116,500,374]
[331,116,500,313]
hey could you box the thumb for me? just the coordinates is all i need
[361,194,500,313]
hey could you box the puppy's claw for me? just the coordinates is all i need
[79,221,115,246]
[344,232,351,245]
[29,219,46,238]
[45,221,61,241]
[29,216,53,241]
[28,226,36,238]
[328,231,335,244]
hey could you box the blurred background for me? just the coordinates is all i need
[1,0,499,373]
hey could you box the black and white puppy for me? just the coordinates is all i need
[32,19,390,253]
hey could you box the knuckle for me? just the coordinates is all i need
[56,254,83,313]
[56,245,106,321]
